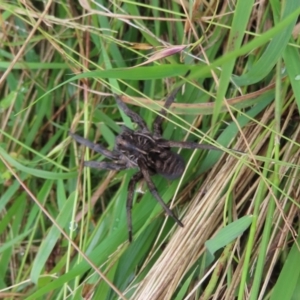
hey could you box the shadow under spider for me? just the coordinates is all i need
[70,85,240,242]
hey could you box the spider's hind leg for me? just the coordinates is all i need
[127,171,143,242]
[163,140,223,151]
[138,160,184,229]
[84,161,127,170]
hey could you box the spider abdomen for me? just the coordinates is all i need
[151,150,185,180]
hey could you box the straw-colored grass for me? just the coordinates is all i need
[1,1,300,300]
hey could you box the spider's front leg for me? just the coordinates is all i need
[153,70,190,137]
[69,131,118,160]
[138,160,184,229]
[70,131,128,170]
[153,86,182,137]
[114,95,150,133]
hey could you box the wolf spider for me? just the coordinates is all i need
[70,86,232,242]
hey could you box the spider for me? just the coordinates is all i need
[70,85,232,242]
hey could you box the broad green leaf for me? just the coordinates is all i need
[205,216,253,261]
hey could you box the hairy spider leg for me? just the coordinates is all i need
[162,140,223,151]
[127,171,144,242]
[114,95,149,132]
[69,131,118,160]
[152,70,191,137]
[84,161,127,170]
[153,86,182,137]
[138,159,184,228]
[162,140,244,154]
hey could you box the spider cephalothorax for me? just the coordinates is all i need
[115,125,186,179]
[70,85,229,242]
